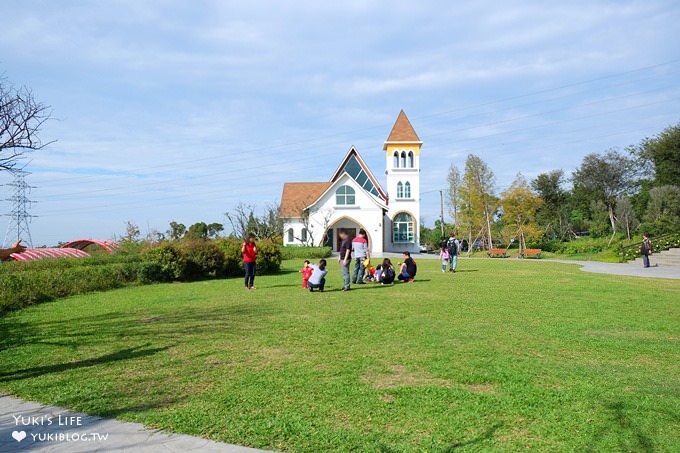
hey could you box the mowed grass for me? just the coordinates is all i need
[0,258,678,452]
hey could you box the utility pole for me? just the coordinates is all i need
[439,190,445,238]
[3,169,36,247]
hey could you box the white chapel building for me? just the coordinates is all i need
[280,110,422,255]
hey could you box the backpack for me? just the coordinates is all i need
[447,238,458,256]
[384,266,396,281]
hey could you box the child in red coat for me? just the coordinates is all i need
[300,260,314,289]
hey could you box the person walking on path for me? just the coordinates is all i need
[242,234,258,290]
[308,259,329,292]
[338,229,352,291]
[641,233,653,268]
[446,232,460,272]
[352,229,370,285]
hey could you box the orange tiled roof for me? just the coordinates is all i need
[385,109,420,143]
[279,182,332,218]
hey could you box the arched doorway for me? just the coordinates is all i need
[323,216,372,252]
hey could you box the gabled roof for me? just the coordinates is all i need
[304,172,388,212]
[330,147,388,201]
[280,182,332,218]
[383,109,421,149]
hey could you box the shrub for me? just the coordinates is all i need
[136,262,164,284]
[0,262,144,314]
[281,246,332,260]
[181,240,226,278]
[256,240,283,275]
[215,238,282,276]
[141,242,187,281]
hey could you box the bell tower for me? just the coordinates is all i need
[383,110,421,252]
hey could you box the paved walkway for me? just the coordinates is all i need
[0,394,269,453]
[540,259,680,280]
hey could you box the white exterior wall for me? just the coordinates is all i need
[384,148,420,253]
[282,219,307,246]
[289,174,385,255]
[310,174,384,255]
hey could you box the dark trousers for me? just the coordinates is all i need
[308,278,326,292]
[642,254,651,268]
[398,272,412,282]
[244,261,256,287]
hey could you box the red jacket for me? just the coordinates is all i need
[242,242,257,263]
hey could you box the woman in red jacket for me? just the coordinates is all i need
[242,234,258,290]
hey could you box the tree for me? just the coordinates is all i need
[446,164,462,227]
[500,174,542,252]
[459,154,497,251]
[185,222,209,240]
[226,202,282,241]
[614,198,639,240]
[207,222,224,238]
[642,185,680,234]
[531,170,570,240]
[572,150,635,244]
[1,78,53,171]
[123,220,141,242]
[632,123,680,186]
[167,221,186,241]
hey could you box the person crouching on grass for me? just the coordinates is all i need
[300,260,313,289]
[397,251,418,283]
[308,260,328,293]
[242,234,257,290]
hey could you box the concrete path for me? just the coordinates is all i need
[0,394,269,453]
[540,259,680,280]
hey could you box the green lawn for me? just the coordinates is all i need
[1,259,678,451]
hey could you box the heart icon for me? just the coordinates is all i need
[12,430,26,442]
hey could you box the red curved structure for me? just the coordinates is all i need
[10,248,90,262]
[60,239,119,253]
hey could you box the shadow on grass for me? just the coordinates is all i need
[586,401,654,453]
[0,344,173,382]
[443,423,503,450]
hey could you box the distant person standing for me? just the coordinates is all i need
[338,229,352,291]
[242,234,258,290]
[351,229,370,285]
[0,240,27,261]
[641,233,653,268]
[446,232,460,272]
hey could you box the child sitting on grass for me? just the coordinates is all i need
[363,259,376,282]
[300,260,313,289]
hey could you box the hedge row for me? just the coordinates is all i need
[0,238,282,315]
[281,246,333,260]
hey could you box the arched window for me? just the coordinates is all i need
[404,181,411,198]
[396,182,404,199]
[401,151,407,168]
[336,185,356,205]
[393,213,415,243]
[408,151,414,168]
[287,228,294,243]
[301,228,308,242]
[393,151,400,168]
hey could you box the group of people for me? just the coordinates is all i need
[439,232,460,273]
[299,228,418,292]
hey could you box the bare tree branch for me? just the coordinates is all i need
[0,78,53,171]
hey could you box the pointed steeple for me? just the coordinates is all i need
[384,110,421,149]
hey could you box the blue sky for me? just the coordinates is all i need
[1,0,679,246]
